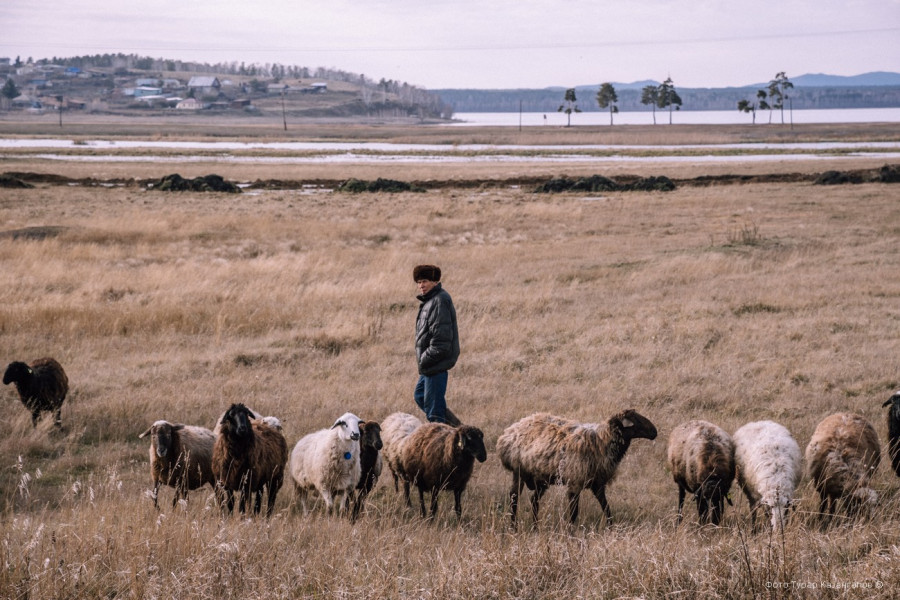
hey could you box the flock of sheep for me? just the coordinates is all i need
[5,356,900,529]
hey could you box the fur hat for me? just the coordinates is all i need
[413,264,441,282]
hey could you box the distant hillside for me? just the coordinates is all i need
[434,72,900,113]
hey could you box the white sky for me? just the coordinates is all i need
[1,0,898,89]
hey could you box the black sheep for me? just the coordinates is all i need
[883,390,900,477]
[352,420,383,519]
[3,357,69,428]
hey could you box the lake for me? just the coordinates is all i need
[450,107,900,127]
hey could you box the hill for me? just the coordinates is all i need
[0,53,453,121]
[434,72,900,113]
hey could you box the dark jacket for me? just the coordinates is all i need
[415,283,460,376]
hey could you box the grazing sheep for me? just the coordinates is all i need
[805,412,881,518]
[667,420,735,526]
[883,390,900,477]
[400,422,487,518]
[139,420,216,508]
[496,409,657,527]
[289,412,362,516]
[212,403,288,517]
[732,420,802,531]
[380,411,424,502]
[3,357,69,428]
[351,420,383,519]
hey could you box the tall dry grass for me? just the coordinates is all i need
[1,175,899,598]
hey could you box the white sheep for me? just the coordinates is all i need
[496,409,658,526]
[380,411,424,504]
[667,420,735,525]
[732,420,802,531]
[805,412,881,519]
[139,420,216,508]
[289,412,362,516]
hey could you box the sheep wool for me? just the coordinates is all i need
[805,412,881,517]
[732,420,802,531]
[3,357,69,428]
[666,419,735,526]
[380,412,424,500]
[139,420,216,508]
[496,409,657,526]
[289,412,363,516]
[400,422,487,518]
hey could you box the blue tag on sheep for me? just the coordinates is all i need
[344,452,352,460]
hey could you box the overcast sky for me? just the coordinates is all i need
[1,0,898,89]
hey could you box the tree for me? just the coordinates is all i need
[756,89,772,124]
[557,88,581,127]
[640,85,659,124]
[768,71,793,126]
[737,99,756,124]
[1,78,19,100]
[657,77,682,124]
[595,83,619,126]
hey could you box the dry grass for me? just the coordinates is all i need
[1,150,899,598]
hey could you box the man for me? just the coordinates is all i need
[413,264,460,425]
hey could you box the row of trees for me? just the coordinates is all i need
[559,72,796,127]
[558,77,683,126]
[737,72,794,125]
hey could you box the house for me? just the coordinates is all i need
[267,83,289,94]
[187,76,221,96]
[176,98,204,110]
[136,77,161,87]
[133,86,163,98]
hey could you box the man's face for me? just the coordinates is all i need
[416,279,437,295]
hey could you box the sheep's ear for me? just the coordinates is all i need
[331,420,346,430]
[139,427,152,438]
[621,417,634,428]
[173,424,185,431]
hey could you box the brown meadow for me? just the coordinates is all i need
[1,123,900,598]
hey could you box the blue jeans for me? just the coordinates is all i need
[414,372,448,423]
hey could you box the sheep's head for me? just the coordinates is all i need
[220,403,254,438]
[615,409,658,442]
[456,425,487,463]
[696,476,731,525]
[260,416,283,432]
[359,421,383,451]
[3,361,33,386]
[761,490,795,532]
[882,390,900,410]
[331,412,362,442]
[139,420,185,458]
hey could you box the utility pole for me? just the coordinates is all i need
[281,89,287,131]
[56,95,63,128]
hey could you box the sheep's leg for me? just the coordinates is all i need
[429,488,440,519]
[265,486,278,518]
[253,490,263,515]
[509,472,524,527]
[152,481,161,509]
[565,490,580,524]
[321,490,335,514]
[676,484,686,525]
[403,479,412,508]
[530,483,548,524]
[31,411,40,428]
[453,489,463,519]
[418,487,428,518]
[591,485,612,524]
[391,469,399,493]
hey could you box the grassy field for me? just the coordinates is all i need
[1,121,899,598]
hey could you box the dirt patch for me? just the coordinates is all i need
[0,226,68,240]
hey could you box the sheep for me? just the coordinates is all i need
[732,420,802,532]
[138,420,216,508]
[883,390,900,477]
[289,412,363,517]
[805,412,881,518]
[400,422,487,519]
[496,409,657,527]
[211,403,288,517]
[666,420,735,526]
[351,420,383,519]
[3,357,69,428]
[380,411,424,503]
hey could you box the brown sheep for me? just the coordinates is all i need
[139,420,216,508]
[3,357,69,428]
[805,412,881,518]
[496,409,657,527]
[212,403,288,517]
[400,423,487,519]
[666,420,735,525]
[352,420,383,519]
